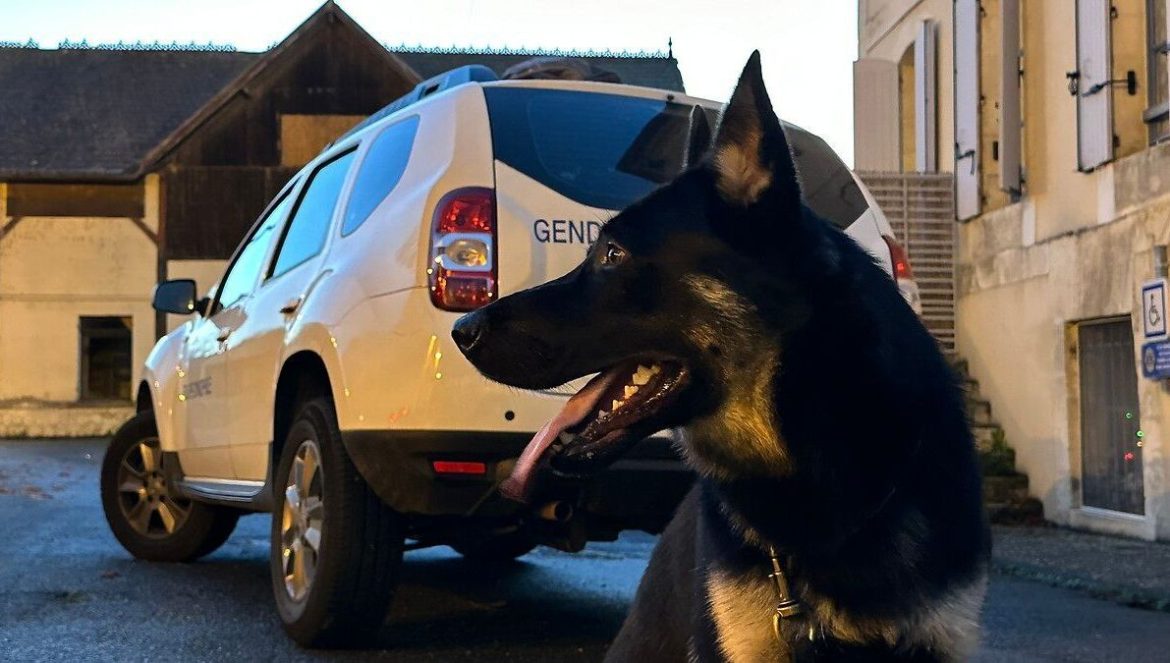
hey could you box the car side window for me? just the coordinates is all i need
[216,189,297,312]
[268,150,356,280]
[341,116,420,236]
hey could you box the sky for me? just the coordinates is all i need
[0,0,858,164]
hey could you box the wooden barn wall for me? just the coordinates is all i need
[164,166,296,259]
[168,22,416,168]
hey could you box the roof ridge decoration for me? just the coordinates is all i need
[52,39,238,51]
[0,39,42,49]
[384,43,672,59]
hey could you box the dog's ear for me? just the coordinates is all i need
[710,51,801,213]
[682,105,712,170]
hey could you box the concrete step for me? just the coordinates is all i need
[966,399,993,426]
[984,474,1031,503]
[979,445,1018,476]
[986,498,1045,526]
[972,424,1000,451]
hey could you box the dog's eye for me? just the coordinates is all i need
[601,243,628,266]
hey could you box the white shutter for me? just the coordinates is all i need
[853,58,900,171]
[954,0,981,220]
[1076,0,1113,171]
[915,20,938,172]
[1000,0,1022,194]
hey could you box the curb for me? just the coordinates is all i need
[992,559,1170,613]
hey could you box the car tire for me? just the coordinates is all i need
[452,531,537,564]
[270,396,403,648]
[100,410,239,563]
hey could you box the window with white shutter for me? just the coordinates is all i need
[853,58,901,171]
[1146,0,1170,143]
[915,20,939,172]
[954,0,981,220]
[1076,0,1115,171]
[1001,0,1023,195]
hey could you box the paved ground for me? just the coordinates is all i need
[992,525,1170,611]
[3,438,1170,662]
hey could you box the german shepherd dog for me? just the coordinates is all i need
[453,53,990,662]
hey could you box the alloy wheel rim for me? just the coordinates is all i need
[116,437,192,538]
[280,439,324,602]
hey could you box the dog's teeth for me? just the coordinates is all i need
[650,364,662,375]
[612,399,624,411]
[632,365,653,386]
[624,385,639,399]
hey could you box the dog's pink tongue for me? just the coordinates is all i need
[499,368,622,503]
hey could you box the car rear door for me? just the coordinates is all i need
[219,149,355,481]
[178,187,296,478]
[223,149,358,481]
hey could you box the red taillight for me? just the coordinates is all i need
[432,460,487,475]
[428,187,496,311]
[881,235,914,280]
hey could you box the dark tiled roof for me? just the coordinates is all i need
[0,42,683,181]
[0,48,258,180]
[391,50,685,93]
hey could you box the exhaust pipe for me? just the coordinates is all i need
[538,500,573,523]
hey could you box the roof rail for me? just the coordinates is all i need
[340,65,498,140]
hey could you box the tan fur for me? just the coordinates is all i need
[707,571,791,662]
[708,564,986,663]
[681,276,790,478]
[714,134,772,206]
[800,577,986,661]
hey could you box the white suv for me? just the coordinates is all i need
[99,64,918,647]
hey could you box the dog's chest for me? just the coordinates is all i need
[705,570,792,662]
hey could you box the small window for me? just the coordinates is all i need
[270,151,356,279]
[341,116,420,235]
[216,189,296,311]
[80,317,132,401]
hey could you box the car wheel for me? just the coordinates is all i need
[270,396,403,648]
[452,530,537,564]
[100,411,239,562]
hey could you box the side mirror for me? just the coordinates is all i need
[152,279,198,315]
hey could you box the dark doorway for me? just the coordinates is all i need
[1078,318,1145,514]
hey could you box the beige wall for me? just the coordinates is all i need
[957,146,1170,539]
[860,0,955,172]
[861,0,1170,539]
[0,176,160,434]
[165,259,228,332]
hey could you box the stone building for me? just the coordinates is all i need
[854,0,1170,540]
[0,1,683,436]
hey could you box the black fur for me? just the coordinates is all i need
[455,51,990,662]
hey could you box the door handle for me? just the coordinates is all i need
[279,296,303,315]
[217,327,232,343]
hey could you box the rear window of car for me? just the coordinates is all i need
[485,87,713,211]
[483,86,865,228]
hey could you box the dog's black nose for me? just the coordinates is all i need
[452,311,487,355]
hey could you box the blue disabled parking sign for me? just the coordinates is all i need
[1142,278,1168,339]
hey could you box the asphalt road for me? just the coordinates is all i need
[3,439,1170,662]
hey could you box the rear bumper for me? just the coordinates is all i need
[342,429,693,533]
